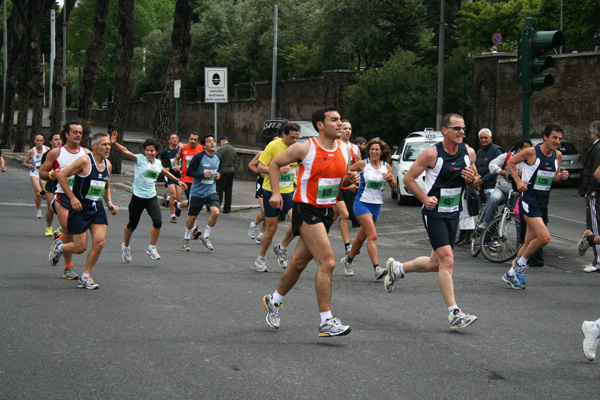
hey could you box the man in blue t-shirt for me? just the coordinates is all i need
[181,135,222,251]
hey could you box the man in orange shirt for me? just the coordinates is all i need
[173,133,203,237]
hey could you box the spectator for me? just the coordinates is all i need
[216,135,237,214]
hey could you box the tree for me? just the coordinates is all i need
[108,0,136,174]
[1,13,23,149]
[152,0,194,150]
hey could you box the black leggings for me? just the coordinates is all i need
[127,195,162,231]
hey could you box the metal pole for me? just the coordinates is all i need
[214,103,217,138]
[42,54,45,107]
[559,0,563,54]
[270,5,278,119]
[435,0,445,131]
[175,98,179,134]
[61,7,66,125]
[3,0,7,106]
[49,9,55,114]
[522,93,531,139]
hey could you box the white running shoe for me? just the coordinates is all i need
[36,209,42,218]
[248,222,259,240]
[146,245,160,260]
[182,238,191,251]
[255,258,268,272]
[582,321,600,361]
[318,317,351,337]
[121,243,132,263]
[273,244,288,269]
[340,257,354,276]
[200,236,213,251]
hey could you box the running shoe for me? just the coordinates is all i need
[374,266,387,280]
[384,258,403,293]
[174,200,182,217]
[36,209,42,218]
[340,257,354,276]
[255,258,268,272]
[262,294,281,329]
[248,222,259,240]
[578,230,593,256]
[513,260,527,285]
[501,271,525,289]
[583,264,600,273]
[318,317,351,337]
[449,309,478,330]
[62,266,78,280]
[121,243,132,263]
[182,238,191,251]
[273,244,288,269]
[255,234,263,245]
[78,275,99,290]
[193,227,202,240]
[582,321,599,361]
[45,227,53,237]
[49,238,63,266]
[170,216,177,223]
[200,236,213,251]
[146,245,161,260]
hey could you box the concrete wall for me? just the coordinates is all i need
[472,51,600,153]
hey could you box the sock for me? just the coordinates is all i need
[344,242,350,250]
[204,225,213,238]
[171,214,176,218]
[257,232,264,239]
[250,221,256,228]
[175,201,181,210]
[279,244,287,251]
[517,257,528,266]
[593,319,600,335]
[271,290,284,305]
[258,255,266,261]
[587,235,596,247]
[509,266,516,275]
[394,262,404,277]
[64,262,73,269]
[320,311,333,324]
[346,256,354,263]
[372,264,379,270]
[184,228,193,240]
[82,272,90,279]
[448,305,459,316]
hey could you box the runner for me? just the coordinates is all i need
[254,124,299,272]
[501,124,568,289]
[384,113,479,330]
[181,135,221,252]
[340,137,396,279]
[49,133,119,289]
[159,133,182,223]
[173,133,204,238]
[22,134,49,220]
[40,133,63,236]
[110,132,187,262]
[262,106,357,337]
[39,121,90,280]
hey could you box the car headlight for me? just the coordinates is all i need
[401,170,408,175]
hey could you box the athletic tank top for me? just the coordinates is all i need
[72,153,109,207]
[355,159,387,205]
[54,146,87,194]
[293,137,348,208]
[340,142,359,190]
[181,144,204,183]
[30,146,47,177]
[521,144,558,208]
[422,141,470,219]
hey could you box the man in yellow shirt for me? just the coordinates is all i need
[254,123,300,272]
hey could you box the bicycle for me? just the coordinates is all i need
[469,188,488,258]
[480,190,522,263]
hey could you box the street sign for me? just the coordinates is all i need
[492,33,502,44]
[204,67,228,103]
[174,80,181,99]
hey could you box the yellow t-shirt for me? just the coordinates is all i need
[259,138,297,194]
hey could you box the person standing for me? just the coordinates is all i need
[254,124,299,272]
[49,133,119,289]
[594,28,600,52]
[262,106,357,337]
[159,133,182,223]
[216,135,236,214]
[340,137,396,279]
[384,113,479,330]
[577,121,600,273]
[501,124,568,289]
[23,134,49,220]
[110,132,187,262]
[181,135,221,252]
[40,121,90,280]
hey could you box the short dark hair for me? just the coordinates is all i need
[542,124,563,137]
[201,134,215,145]
[354,136,366,145]
[282,122,300,136]
[514,138,532,151]
[60,120,83,143]
[48,132,61,142]
[311,106,338,131]
[441,113,463,128]
[142,139,159,151]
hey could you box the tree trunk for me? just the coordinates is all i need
[0,15,22,149]
[77,0,111,148]
[108,0,135,174]
[153,0,194,151]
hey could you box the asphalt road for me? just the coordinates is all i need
[1,161,599,399]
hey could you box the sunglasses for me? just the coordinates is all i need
[446,126,466,131]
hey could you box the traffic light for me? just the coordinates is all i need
[517,17,565,94]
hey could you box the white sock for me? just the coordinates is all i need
[250,221,256,228]
[204,225,213,238]
[509,266,516,275]
[82,272,90,279]
[320,311,333,324]
[271,290,284,305]
[184,228,193,240]
[258,255,266,261]
[517,257,528,266]
[448,305,459,316]
[257,232,264,239]
[278,244,287,251]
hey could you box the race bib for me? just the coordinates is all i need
[438,187,461,213]
[316,178,341,205]
[279,167,295,187]
[143,168,159,184]
[533,170,554,191]
[85,180,107,201]
[67,176,75,189]
[170,158,181,168]
[367,180,384,190]
[201,168,217,184]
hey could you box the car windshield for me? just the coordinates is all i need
[558,141,578,155]
[297,121,318,139]
[403,142,436,162]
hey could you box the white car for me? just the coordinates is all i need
[391,128,443,205]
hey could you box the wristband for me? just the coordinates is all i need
[107,201,113,205]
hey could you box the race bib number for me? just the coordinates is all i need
[143,168,159,183]
[533,170,554,191]
[316,178,341,205]
[67,176,75,189]
[201,168,217,184]
[279,168,295,187]
[85,180,106,201]
[367,180,384,190]
[438,187,461,213]
[170,158,181,168]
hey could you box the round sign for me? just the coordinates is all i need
[492,33,502,45]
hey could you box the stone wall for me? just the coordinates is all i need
[473,51,600,154]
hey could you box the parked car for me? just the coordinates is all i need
[261,119,318,145]
[391,128,443,205]
[527,138,582,182]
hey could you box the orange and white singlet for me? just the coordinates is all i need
[293,137,349,208]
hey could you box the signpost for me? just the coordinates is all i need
[492,33,502,45]
[204,67,228,138]
[174,79,181,134]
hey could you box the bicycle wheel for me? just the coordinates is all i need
[481,212,521,263]
[470,230,481,257]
